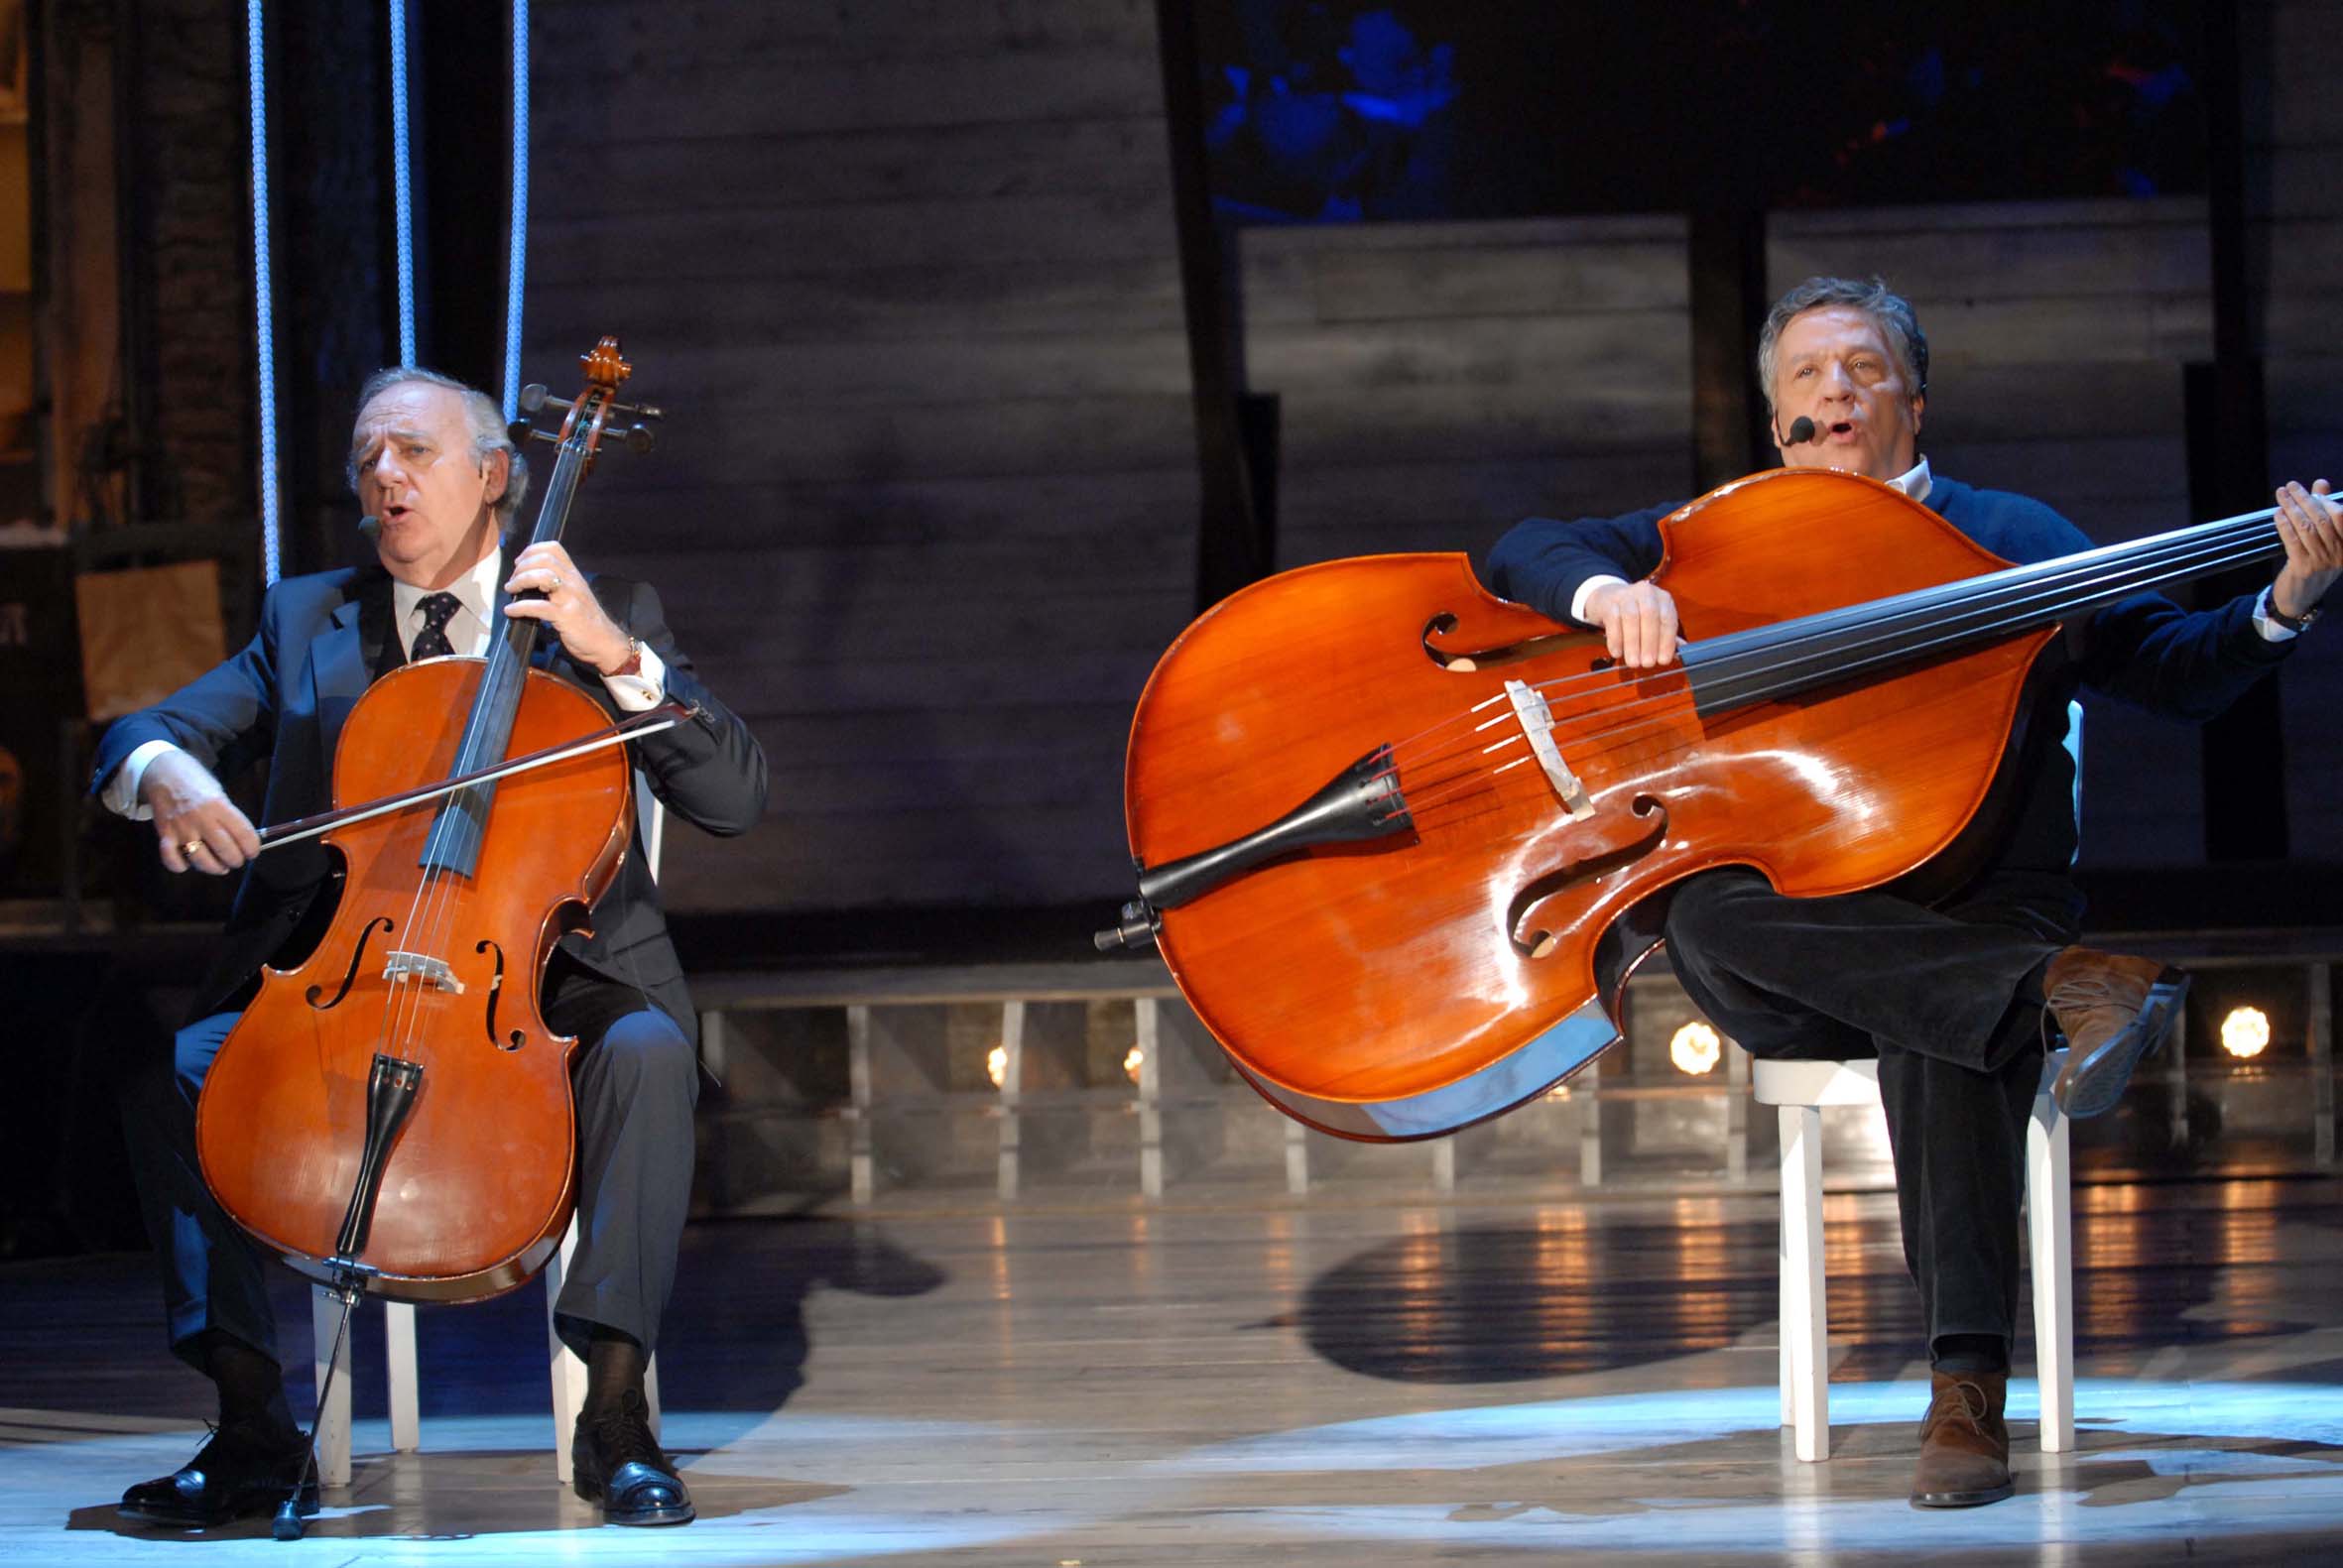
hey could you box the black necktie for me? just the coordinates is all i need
[412,592,463,661]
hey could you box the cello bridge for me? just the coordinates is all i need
[1504,679,1596,822]
[383,951,464,994]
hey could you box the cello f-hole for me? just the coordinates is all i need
[307,916,395,1010]
[1423,610,1591,671]
[475,939,524,1050]
[1506,795,1670,957]
[1421,613,1472,670]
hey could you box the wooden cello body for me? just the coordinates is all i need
[1123,468,2097,1140]
[194,662,630,1300]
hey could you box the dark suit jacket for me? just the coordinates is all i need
[90,562,768,1042]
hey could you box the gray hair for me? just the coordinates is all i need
[1755,276,1928,415]
[347,367,532,531]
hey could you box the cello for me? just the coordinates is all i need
[186,340,669,1532]
[1107,466,2297,1141]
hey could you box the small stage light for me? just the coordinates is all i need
[1670,1022,1722,1076]
[986,1044,1008,1089]
[1123,1044,1145,1084]
[2219,1006,2270,1059]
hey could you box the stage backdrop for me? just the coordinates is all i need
[518,0,2338,915]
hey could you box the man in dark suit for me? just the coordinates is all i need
[94,368,767,1528]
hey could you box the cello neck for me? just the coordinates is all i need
[420,361,622,880]
[477,435,593,738]
[1680,503,2285,718]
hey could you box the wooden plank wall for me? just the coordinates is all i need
[526,0,1198,911]
[1241,215,1695,572]
[520,0,2336,913]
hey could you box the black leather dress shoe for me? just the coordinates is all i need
[119,1417,317,1528]
[571,1389,694,1526]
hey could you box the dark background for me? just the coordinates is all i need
[1198,1,2209,223]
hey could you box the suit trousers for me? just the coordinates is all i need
[1662,868,2077,1359]
[118,974,698,1375]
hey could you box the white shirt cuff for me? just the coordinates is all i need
[102,740,188,819]
[602,644,668,711]
[2252,586,2302,643]
[1569,574,1631,625]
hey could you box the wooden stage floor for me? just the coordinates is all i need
[7,1175,2343,1566]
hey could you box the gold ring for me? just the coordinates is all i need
[181,839,204,856]
[549,573,562,592]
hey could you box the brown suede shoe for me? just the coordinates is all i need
[2044,946,2189,1119]
[1911,1370,2014,1508]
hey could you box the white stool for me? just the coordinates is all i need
[1751,1048,2073,1462]
[309,1216,666,1486]
[309,784,669,1487]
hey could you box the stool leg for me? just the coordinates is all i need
[2028,1095,2075,1453]
[546,1221,585,1483]
[384,1301,420,1454]
[1779,1103,1829,1461]
[309,1285,353,1489]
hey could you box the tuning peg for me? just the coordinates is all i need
[512,383,660,451]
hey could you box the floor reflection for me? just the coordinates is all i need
[10,1173,2343,1564]
[1282,1177,2339,1387]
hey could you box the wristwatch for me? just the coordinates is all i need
[2262,586,2321,634]
[606,635,645,678]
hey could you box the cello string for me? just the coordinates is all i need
[1270,504,2290,866]
[382,435,592,1070]
[1670,520,2284,722]
[1490,511,2281,764]
[1671,508,2281,701]
[1392,502,2283,772]
[1376,514,2286,824]
[1494,508,2281,746]
[1684,510,2282,691]
[390,664,510,1067]
[1391,754,1546,824]
[396,422,617,1068]
[1524,521,2282,778]
[1537,503,2277,713]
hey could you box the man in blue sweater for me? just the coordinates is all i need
[1484,276,2338,1508]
